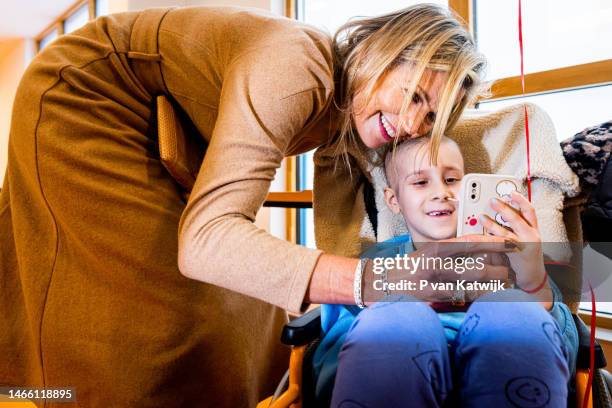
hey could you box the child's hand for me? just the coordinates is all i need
[478,191,552,307]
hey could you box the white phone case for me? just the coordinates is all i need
[456,173,523,237]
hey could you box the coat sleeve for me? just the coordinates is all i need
[176,45,333,313]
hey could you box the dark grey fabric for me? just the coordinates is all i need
[561,121,612,257]
[561,121,612,187]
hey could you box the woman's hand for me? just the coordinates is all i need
[479,191,552,308]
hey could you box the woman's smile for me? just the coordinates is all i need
[379,112,397,141]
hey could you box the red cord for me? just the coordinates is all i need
[518,0,532,202]
[517,4,595,407]
[517,271,547,294]
[583,283,596,408]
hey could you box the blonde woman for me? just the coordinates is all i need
[0,4,512,407]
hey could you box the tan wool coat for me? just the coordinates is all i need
[0,6,336,407]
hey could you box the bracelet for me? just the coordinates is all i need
[381,264,390,297]
[353,259,366,309]
[517,271,548,294]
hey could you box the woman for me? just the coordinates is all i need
[0,4,503,407]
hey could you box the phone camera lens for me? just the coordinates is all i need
[471,194,476,199]
[471,183,477,188]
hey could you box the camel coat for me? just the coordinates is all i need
[0,6,334,407]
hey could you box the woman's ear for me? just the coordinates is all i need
[384,186,401,214]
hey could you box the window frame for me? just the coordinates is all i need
[262,0,301,244]
[579,310,612,331]
[453,0,612,102]
[35,0,98,52]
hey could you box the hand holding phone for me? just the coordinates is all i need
[456,174,551,304]
[456,173,522,237]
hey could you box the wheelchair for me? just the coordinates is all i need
[257,303,612,408]
[150,94,611,407]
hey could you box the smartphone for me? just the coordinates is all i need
[456,173,523,237]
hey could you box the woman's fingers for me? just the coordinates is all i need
[428,234,519,258]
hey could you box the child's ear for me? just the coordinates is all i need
[384,187,401,214]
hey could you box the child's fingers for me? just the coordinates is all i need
[490,197,532,238]
[510,190,538,228]
[479,214,518,241]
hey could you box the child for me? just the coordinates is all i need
[313,136,578,408]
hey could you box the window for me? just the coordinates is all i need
[38,29,59,50]
[298,0,447,35]
[478,85,612,142]
[64,4,90,34]
[579,246,612,315]
[36,0,100,51]
[95,0,109,17]
[297,152,315,248]
[475,0,612,81]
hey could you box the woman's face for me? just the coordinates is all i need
[352,65,451,149]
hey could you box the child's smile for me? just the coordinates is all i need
[426,208,454,217]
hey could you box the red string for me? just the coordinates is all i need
[517,271,547,294]
[518,0,532,202]
[517,4,595,407]
[582,283,597,408]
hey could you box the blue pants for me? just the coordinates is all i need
[331,291,570,408]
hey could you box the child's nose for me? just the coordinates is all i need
[432,185,454,201]
[433,193,451,201]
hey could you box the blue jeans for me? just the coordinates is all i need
[331,290,570,408]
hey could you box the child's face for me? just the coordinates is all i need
[384,140,464,242]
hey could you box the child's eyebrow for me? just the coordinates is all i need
[403,169,426,180]
[402,165,463,181]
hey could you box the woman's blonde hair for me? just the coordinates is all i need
[332,3,487,167]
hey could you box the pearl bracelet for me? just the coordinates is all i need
[353,259,366,309]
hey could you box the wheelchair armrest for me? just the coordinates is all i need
[572,313,607,369]
[281,307,321,346]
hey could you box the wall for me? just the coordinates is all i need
[0,38,34,186]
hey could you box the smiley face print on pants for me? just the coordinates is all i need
[505,376,550,407]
